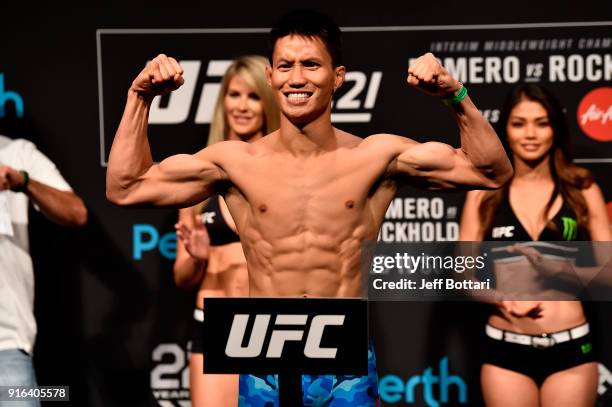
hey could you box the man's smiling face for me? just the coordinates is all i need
[267,35,345,125]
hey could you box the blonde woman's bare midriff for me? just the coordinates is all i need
[196,242,249,309]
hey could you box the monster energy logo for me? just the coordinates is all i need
[561,217,578,240]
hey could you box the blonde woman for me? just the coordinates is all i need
[173,55,279,406]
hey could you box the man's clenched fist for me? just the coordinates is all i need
[407,52,461,98]
[130,54,184,99]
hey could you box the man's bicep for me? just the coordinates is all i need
[396,142,498,190]
[396,142,455,173]
[141,153,228,206]
[110,153,223,207]
[108,141,239,206]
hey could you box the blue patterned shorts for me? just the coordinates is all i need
[238,344,379,406]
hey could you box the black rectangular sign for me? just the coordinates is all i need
[202,297,368,375]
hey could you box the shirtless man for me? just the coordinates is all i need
[106,10,512,406]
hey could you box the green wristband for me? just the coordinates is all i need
[443,84,468,105]
[11,170,29,193]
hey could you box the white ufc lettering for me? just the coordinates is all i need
[492,226,514,238]
[224,314,345,359]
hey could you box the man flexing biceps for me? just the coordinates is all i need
[107,11,512,406]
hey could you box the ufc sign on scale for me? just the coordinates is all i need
[202,298,368,375]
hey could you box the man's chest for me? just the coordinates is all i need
[227,162,385,232]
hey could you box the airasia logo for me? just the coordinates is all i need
[577,87,612,142]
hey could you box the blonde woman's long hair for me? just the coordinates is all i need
[206,55,279,146]
[191,56,279,216]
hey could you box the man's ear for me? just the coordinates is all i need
[265,65,272,87]
[333,65,346,92]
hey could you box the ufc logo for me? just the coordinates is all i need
[201,212,215,224]
[225,314,345,359]
[492,226,514,238]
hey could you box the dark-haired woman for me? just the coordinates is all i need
[460,84,611,407]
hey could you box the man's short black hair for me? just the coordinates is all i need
[269,10,343,67]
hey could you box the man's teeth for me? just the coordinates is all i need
[288,93,310,100]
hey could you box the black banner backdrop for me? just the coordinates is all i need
[0,3,611,406]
